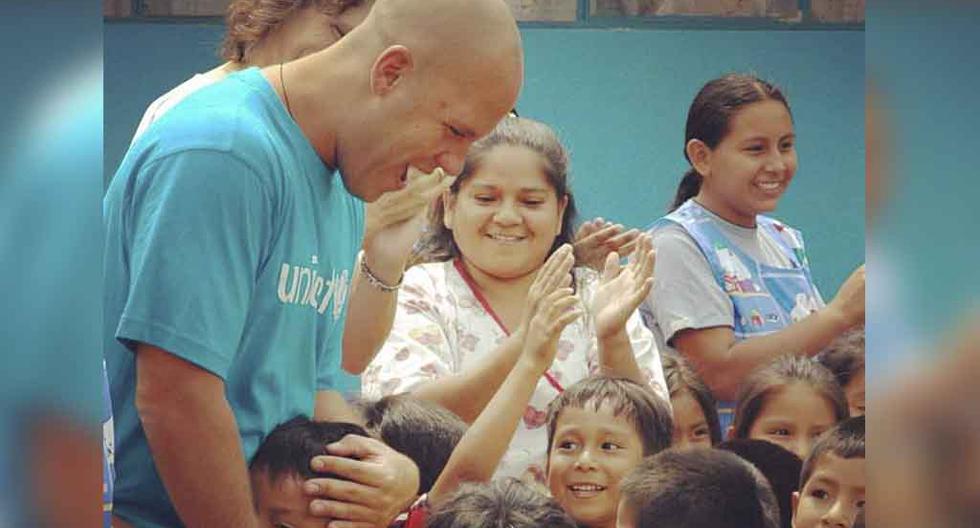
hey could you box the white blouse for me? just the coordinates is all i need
[362,260,669,483]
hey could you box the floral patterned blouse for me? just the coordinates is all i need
[362,259,669,483]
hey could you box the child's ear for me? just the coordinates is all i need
[686,138,711,179]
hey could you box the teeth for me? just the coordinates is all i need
[488,234,524,241]
[570,484,605,491]
[757,182,781,190]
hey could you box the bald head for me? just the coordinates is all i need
[285,0,523,201]
[377,0,520,59]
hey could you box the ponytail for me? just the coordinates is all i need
[670,169,702,212]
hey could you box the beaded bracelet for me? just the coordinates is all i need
[360,254,403,292]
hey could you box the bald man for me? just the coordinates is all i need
[103,0,523,526]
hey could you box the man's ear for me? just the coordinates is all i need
[369,45,414,96]
[685,138,711,180]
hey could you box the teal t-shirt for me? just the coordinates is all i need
[103,67,364,527]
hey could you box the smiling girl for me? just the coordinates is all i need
[639,74,865,429]
[362,116,668,482]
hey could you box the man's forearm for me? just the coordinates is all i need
[342,272,399,374]
[137,377,259,528]
[342,250,405,374]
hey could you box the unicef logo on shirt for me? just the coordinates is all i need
[277,261,350,320]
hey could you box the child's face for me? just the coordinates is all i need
[698,99,797,226]
[845,368,865,417]
[747,383,838,459]
[547,403,646,528]
[791,453,865,528]
[671,389,713,449]
[251,471,325,528]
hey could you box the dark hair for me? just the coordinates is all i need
[718,439,803,528]
[798,415,865,489]
[427,478,577,528]
[412,116,578,265]
[662,353,722,445]
[817,326,866,389]
[545,375,672,459]
[620,448,780,528]
[732,356,848,440]
[248,415,369,482]
[671,73,792,211]
[220,0,367,63]
[359,394,467,494]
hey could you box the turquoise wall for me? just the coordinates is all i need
[105,23,864,295]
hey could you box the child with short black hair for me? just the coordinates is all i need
[427,478,577,528]
[817,327,865,416]
[792,415,865,528]
[662,352,722,447]
[617,447,780,528]
[718,438,803,528]
[545,375,673,528]
[248,416,370,528]
[732,355,848,459]
[359,394,468,495]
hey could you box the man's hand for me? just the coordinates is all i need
[362,167,454,280]
[573,217,640,271]
[304,434,420,528]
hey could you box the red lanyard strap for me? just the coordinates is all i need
[452,258,565,393]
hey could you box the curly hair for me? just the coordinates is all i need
[220,0,365,63]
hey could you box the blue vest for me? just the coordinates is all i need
[655,200,822,429]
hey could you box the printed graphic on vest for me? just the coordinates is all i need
[715,243,764,296]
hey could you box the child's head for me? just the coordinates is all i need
[359,394,467,495]
[718,438,804,528]
[732,355,848,459]
[792,416,865,528]
[817,327,866,416]
[617,447,780,528]
[248,416,369,528]
[671,73,795,227]
[427,478,577,528]
[545,375,673,528]
[414,115,579,273]
[662,353,722,447]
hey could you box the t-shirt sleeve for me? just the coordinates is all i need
[114,150,272,380]
[645,225,734,345]
[361,267,455,399]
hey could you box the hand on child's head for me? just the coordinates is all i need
[304,435,420,527]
